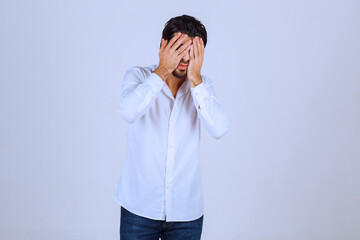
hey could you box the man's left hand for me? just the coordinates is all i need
[188,36,204,88]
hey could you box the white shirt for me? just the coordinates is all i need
[112,64,229,221]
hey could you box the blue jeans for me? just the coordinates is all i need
[120,206,204,240]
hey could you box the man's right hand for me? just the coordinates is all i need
[154,33,192,81]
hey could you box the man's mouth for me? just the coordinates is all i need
[178,63,188,70]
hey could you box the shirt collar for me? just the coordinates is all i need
[152,64,190,99]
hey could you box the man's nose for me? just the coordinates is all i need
[182,49,190,62]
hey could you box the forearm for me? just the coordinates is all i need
[119,71,165,124]
[191,80,229,139]
[196,97,229,139]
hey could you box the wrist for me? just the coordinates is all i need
[189,74,202,87]
[154,66,170,81]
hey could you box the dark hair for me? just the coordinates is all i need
[161,15,207,47]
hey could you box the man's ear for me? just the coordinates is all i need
[160,38,165,48]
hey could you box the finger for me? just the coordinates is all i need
[193,38,198,59]
[178,45,191,59]
[200,38,204,55]
[195,37,201,58]
[175,39,192,56]
[160,39,167,53]
[171,34,189,51]
[166,32,182,49]
[190,44,195,60]
[195,37,200,57]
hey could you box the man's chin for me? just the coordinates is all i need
[172,69,187,79]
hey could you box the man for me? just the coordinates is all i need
[112,15,229,239]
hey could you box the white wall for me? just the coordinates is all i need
[0,0,359,239]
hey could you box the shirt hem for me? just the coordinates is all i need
[112,194,204,222]
[112,194,165,221]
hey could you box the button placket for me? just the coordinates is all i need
[164,100,177,220]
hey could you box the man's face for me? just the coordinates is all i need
[170,32,193,79]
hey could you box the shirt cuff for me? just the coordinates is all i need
[191,82,210,99]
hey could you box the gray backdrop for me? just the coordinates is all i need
[1,0,359,239]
